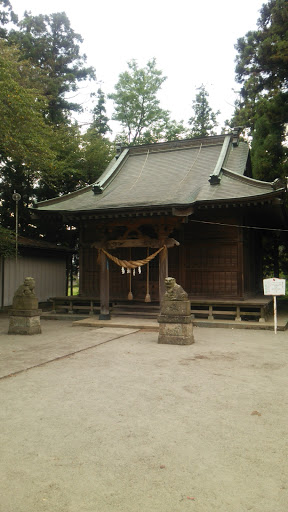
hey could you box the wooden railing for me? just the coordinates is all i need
[49,297,100,315]
[190,300,272,323]
[49,296,272,323]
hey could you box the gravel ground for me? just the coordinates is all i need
[0,317,288,512]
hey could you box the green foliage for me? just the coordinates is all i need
[35,121,114,200]
[35,124,85,201]
[251,94,288,180]
[82,131,114,184]
[9,11,96,124]
[81,88,114,185]
[0,40,56,169]
[232,0,288,180]
[136,117,187,145]
[0,40,58,235]
[0,0,18,39]
[90,88,111,136]
[188,84,220,137]
[235,0,288,96]
[0,226,15,258]
[109,58,171,145]
[0,10,104,237]
[163,119,188,142]
[0,161,38,235]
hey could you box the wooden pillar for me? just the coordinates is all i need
[65,254,69,296]
[70,258,73,296]
[99,250,110,320]
[159,246,168,301]
[78,222,84,296]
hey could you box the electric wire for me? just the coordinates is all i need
[189,219,288,232]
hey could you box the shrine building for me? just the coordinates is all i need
[35,130,287,320]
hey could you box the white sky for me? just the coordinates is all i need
[11,0,265,135]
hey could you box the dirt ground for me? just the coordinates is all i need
[0,317,288,512]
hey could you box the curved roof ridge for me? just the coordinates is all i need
[209,135,231,184]
[222,168,284,190]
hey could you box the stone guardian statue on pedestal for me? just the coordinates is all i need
[9,277,42,335]
[158,277,194,345]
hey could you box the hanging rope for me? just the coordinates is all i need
[144,247,151,302]
[127,248,133,300]
[98,245,166,269]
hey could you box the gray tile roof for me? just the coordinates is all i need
[35,134,284,215]
[18,236,72,252]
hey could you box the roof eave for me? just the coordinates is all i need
[35,184,93,208]
[33,189,286,222]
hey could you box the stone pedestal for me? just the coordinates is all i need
[9,309,42,335]
[8,277,42,335]
[158,278,194,345]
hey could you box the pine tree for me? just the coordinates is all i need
[232,0,288,180]
[90,88,111,136]
[9,11,96,124]
[188,85,220,137]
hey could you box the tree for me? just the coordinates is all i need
[0,41,56,167]
[0,40,59,234]
[75,88,114,186]
[235,0,287,99]
[0,0,17,39]
[109,58,172,145]
[250,93,288,181]
[35,123,85,201]
[90,88,111,136]
[9,11,96,124]
[231,0,288,278]
[0,9,113,245]
[232,0,288,180]
[135,116,187,145]
[0,226,16,258]
[0,39,93,234]
[188,84,220,137]
[0,10,104,235]
[81,133,114,185]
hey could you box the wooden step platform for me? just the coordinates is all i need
[48,295,275,325]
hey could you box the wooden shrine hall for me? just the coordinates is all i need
[35,130,287,321]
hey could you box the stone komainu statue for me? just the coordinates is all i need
[163,277,188,301]
[158,277,194,345]
[9,277,41,335]
[12,277,38,310]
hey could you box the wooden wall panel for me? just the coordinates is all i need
[180,220,243,298]
[81,247,99,296]
[2,255,66,306]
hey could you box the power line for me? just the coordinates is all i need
[189,219,288,233]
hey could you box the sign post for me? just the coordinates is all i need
[12,191,21,263]
[263,278,286,334]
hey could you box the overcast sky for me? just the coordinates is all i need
[11,0,265,134]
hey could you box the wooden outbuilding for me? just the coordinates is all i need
[1,236,72,308]
[35,131,287,321]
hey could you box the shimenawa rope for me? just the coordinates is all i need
[98,246,166,269]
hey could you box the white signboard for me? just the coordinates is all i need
[263,278,286,296]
